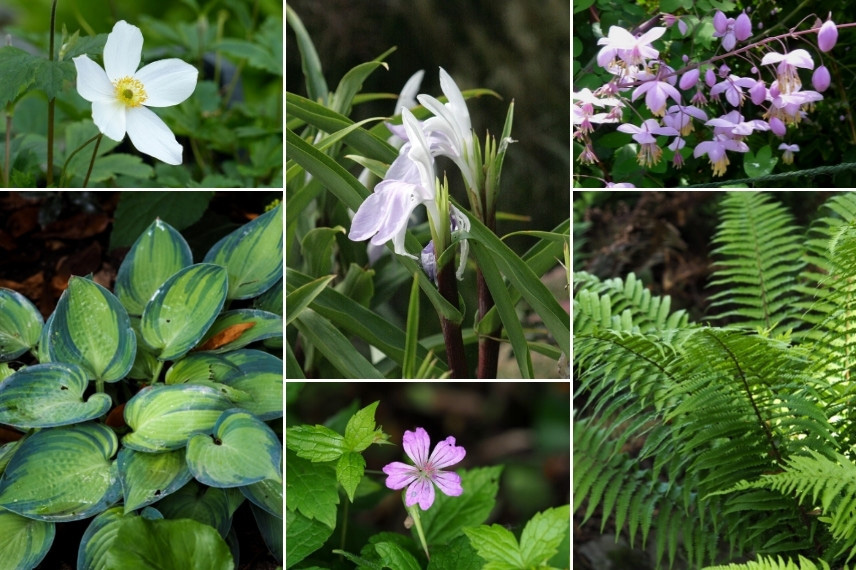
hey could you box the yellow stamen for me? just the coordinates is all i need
[114,77,147,108]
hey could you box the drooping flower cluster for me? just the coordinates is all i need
[574,9,842,184]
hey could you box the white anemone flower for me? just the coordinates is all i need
[72,20,198,165]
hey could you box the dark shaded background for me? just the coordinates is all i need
[287,0,571,248]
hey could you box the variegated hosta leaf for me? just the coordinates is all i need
[186,409,282,488]
[115,219,193,316]
[203,204,283,300]
[0,508,55,569]
[0,362,112,428]
[77,506,135,570]
[140,264,228,361]
[240,475,283,519]
[0,423,121,522]
[117,448,193,513]
[155,479,235,537]
[163,353,241,385]
[250,502,283,562]
[122,384,232,452]
[45,277,137,383]
[0,288,43,361]
[194,309,283,353]
[220,349,283,420]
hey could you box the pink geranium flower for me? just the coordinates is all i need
[382,427,466,510]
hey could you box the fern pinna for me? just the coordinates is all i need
[574,192,856,569]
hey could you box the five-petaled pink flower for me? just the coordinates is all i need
[383,427,466,510]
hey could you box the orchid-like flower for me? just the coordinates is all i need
[383,427,466,510]
[348,108,441,258]
[72,20,198,165]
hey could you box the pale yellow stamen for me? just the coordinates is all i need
[114,76,147,108]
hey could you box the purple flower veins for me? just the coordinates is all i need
[382,427,466,510]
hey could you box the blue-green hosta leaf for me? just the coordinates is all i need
[194,309,283,353]
[203,204,283,300]
[117,448,193,513]
[140,264,228,361]
[253,278,282,316]
[250,502,283,563]
[115,219,193,316]
[0,288,43,361]
[46,277,136,382]
[240,475,283,518]
[155,479,235,537]
[77,506,138,570]
[219,349,283,420]
[0,508,54,570]
[122,384,232,452]
[187,409,282,488]
[0,362,112,428]
[104,516,233,570]
[164,353,241,385]
[0,423,121,522]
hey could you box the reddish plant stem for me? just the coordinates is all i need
[477,208,500,378]
[436,258,467,379]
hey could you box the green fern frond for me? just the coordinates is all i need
[703,554,842,570]
[707,192,805,334]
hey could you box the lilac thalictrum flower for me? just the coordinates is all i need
[349,109,441,258]
[606,182,636,188]
[713,11,752,51]
[596,25,666,68]
[710,75,757,107]
[761,49,814,94]
[632,76,681,116]
[779,143,799,164]
[617,118,678,166]
[706,110,769,138]
[693,134,749,177]
[72,20,198,165]
[818,19,838,52]
[383,427,466,510]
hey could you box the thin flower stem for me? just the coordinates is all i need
[406,503,430,561]
[59,133,101,186]
[82,134,103,188]
[436,261,467,379]
[47,0,58,187]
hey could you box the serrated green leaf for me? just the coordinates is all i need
[109,191,214,250]
[186,409,282,488]
[375,541,422,570]
[33,58,75,99]
[122,384,232,452]
[0,508,54,570]
[0,362,112,428]
[286,508,335,568]
[117,448,192,513]
[336,452,365,503]
[344,401,383,452]
[203,204,283,300]
[115,219,193,316]
[0,288,43,361]
[420,465,503,545]
[464,524,525,568]
[427,534,484,570]
[0,423,120,522]
[286,451,338,528]
[45,276,136,383]
[519,505,571,566]
[0,47,36,107]
[73,153,153,184]
[285,424,345,462]
[140,263,228,360]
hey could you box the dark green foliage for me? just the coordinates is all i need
[574,192,856,569]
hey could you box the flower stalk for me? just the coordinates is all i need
[406,502,431,560]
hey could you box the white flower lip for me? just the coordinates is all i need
[72,20,198,165]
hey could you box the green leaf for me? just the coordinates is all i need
[331,54,393,116]
[336,452,365,503]
[0,423,120,522]
[464,524,525,569]
[0,47,36,107]
[286,424,345,462]
[743,144,778,178]
[286,5,328,103]
[115,219,193,316]
[203,204,283,300]
[375,540,422,570]
[0,509,54,570]
[0,362,112,428]
[140,263,228,360]
[45,276,136,383]
[253,278,283,316]
[403,273,420,379]
[427,534,484,570]
[109,191,214,250]
[573,0,595,13]
[33,59,75,99]
[117,447,192,513]
[186,409,282,488]
[0,288,43,361]
[122,384,232,452]
[195,309,282,353]
[519,505,571,566]
[216,35,282,75]
[77,507,137,570]
[104,516,233,570]
[420,466,504,545]
[218,349,283,421]
[286,450,338,528]
[301,226,344,277]
[294,308,384,378]
[344,401,386,452]
[286,274,336,326]
[240,475,283,519]
[74,153,154,184]
[249,502,283,562]
[164,352,240,385]
[155,479,235,537]
[286,508,335,568]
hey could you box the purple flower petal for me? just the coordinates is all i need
[432,470,464,497]
[428,436,466,469]
[403,427,431,467]
[383,462,420,489]
[406,477,436,510]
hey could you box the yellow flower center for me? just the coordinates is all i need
[114,77,147,108]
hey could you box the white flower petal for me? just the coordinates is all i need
[91,100,127,141]
[73,55,115,103]
[104,20,143,80]
[438,67,472,133]
[395,69,424,114]
[125,106,183,165]
[135,59,198,107]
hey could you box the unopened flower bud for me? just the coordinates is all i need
[718,64,730,77]
[749,80,767,105]
[735,12,752,41]
[818,19,838,52]
[679,68,700,90]
[705,68,716,87]
[713,11,728,34]
[812,65,831,91]
[770,116,786,137]
[682,54,689,64]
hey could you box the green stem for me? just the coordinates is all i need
[81,133,103,188]
[59,132,101,185]
[151,360,164,384]
[406,503,430,561]
[47,0,58,187]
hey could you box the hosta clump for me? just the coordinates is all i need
[0,203,283,569]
